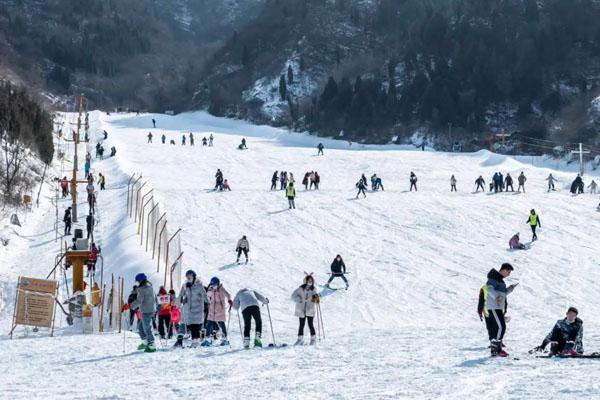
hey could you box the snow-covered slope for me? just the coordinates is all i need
[2,111,600,399]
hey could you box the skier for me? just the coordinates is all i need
[409,172,418,191]
[63,207,72,235]
[314,171,321,190]
[98,173,105,190]
[475,176,485,192]
[587,180,597,194]
[98,146,105,159]
[309,172,316,190]
[156,286,174,340]
[86,213,94,239]
[508,233,526,250]
[214,169,224,191]
[222,179,231,191]
[370,174,377,190]
[325,254,349,290]
[201,136,207,146]
[289,172,295,185]
[450,175,457,192]
[280,171,288,191]
[236,235,250,264]
[202,277,232,346]
[61,177,69,198]
[571,174,584,194]
[477,263,517,357]
[533,307,583,356]
[209,134,214,146]
[374,175,384,191]
[181,135,186,146]
[84,161,91,179]
[271,171,278,191]
[302,172,309,190]
[526,209,541,241]
[355,178,367,199]
[546,173,556,192]
[175,270,208,348]
[361,174,368,187]
[291,274,319,345]
[127,285,138,327]
[189,132,194,146]
[286,182,296,209]
[88,242,99,276]
[517,172,527,193]
[147,132,153,143]
[152,118,156,128]
[317,142,324,156]
[505,173,514,192]
[131,273,157,353]
[161,134,166,144]
[232,288,269,349]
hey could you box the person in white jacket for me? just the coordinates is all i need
[233,288,269,349]
[291,274,319,345]
[236,235,250,264]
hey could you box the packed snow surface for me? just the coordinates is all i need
[1,111,600,399]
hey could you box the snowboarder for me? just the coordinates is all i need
[409,172,418,191]
[271,171,278,191]
[189,133,194,146]
[86,213,94,239]
[533,307,583,356]
[317,143,324,156]
[508,233,526,250]
[236,235,250,264]
[131,273,157,353]
[202,277,232,347]
[98,173,105,191]
[63,207,72,235]
[517,172,526,193]
[505,173,514,192]
[326,255,349,289]
[450,175,457,192]
[526,209,541,241]
[156,286,174,340]
[587,180,597,194]
[209,134,214,146]
[286,182,296,209]
[175,270,208,348]
[161,134,166,144]
[232,288,269,349]
[291,274,319,345]
[181,135,186,146]
[147,132,153,143]
[477,263,517,357]
[546,174,556,192]
[355,178,367,199]
[152,118,156,128]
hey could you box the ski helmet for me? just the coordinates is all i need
[185,270,196,279]
[210,277,220,286]
[135,273,147,283]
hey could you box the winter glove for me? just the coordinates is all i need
[122,304,130,312]
[263,298,270,305]
[228,299,233,306]
[312,294,320,304]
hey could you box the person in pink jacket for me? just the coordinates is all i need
[202,276,232,346]
[509,233,526,250]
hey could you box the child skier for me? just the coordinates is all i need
[233,288,269,349]
[236,235,250,264]
[156,286,174,340]
[131,273,157,352]
[291,274,319,345]
[533,307,583,356]
[508,233,526,250]
[202,277,232,346]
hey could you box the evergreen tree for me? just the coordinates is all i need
[279,75,287,101]
[287,65,294,84]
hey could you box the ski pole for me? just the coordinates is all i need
[236,308,244,342]
[266,302,276,346]
[317,302,325,340]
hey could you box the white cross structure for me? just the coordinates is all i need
[571,143,590,176]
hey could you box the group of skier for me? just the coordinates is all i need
[148,130,214,147]
[214,169,231,191]
[271,171,295,191]
[478,263,584,358]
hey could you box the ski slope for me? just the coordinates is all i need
[1,111,600,399]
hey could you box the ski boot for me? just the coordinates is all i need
[294,336,304,346]
[309,335,317,345]
[145,343,157,353]
[345,284,349,290]
[254,337,263,348]
[220,338,230,346]
[243,337,251,349]
[200,339,212,347]
[190,339,199,348]
[137,341,148,351]
[236,257,240,264]
[490,340,501,357]
[173,336,184,348]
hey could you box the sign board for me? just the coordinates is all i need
[11,276,58,337]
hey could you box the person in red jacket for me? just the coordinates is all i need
[156,286,174,339]
[87,243,99,276]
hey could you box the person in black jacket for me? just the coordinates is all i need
[127,286,138,328]
[505,173,514,192]
[533,307,583,356]
[63,207,72,235]
[325,255,349,290]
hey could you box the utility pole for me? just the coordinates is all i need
[70,95,85,222]
[571,143,590,176]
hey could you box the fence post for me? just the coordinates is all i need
[139,196,153,244]
[156,220,168,273]
[128,175,142,216]
[126,173,136,212]
[132,182,147,220]
[135,187,152,223]
[165,228,182,281]
[152,213,167,260]
[145,202,159,251]
[167,251,184,289]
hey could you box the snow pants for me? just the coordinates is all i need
[451,184,457,192]
[138,312,155,345]
[547,327,577,353]
[530,225,537,240]
[518,184,525,192]
[298,317,316,337]
[237,248,249,260]
[158,314,172,339]
[484,309,506,341]
[476,183,484,192]
[410,182,417,191]
[288,197,296,209]
[242,305,262,339]
[206,320,227,339]
[548,182,554,192]
[356,188,366,198]
[327,274,348,287]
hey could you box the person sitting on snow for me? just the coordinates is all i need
[509,233,526,250]
[533,307,583,356]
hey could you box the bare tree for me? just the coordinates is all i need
[1,131,26,204]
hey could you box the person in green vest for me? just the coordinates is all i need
[526,209,541,241]
[286,182,296,209]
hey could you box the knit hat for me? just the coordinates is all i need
[135,273,147,283]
